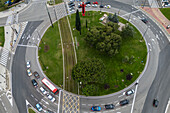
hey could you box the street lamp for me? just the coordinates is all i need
[128,7,133,22]
[45,3,54,28]
[100,0,103,12]
[53,6,57,20]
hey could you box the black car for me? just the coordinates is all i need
[69,3,75,7]
[141,18,148,24]
[99,5,104,8]
[32,79,38,87]
[120,99,129,106]
[85,1,91,4]
[33,71,40,79]
[153,99,159,107]
[105,104,115,109]
[68,1,74,5]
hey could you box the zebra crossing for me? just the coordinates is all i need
[0,49,9,67]
[55,3,68,20]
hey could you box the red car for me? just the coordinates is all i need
[93,1,98,4]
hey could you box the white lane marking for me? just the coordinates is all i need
[115,102,120,106]
[88,104,93,106]
[156,34,160,40]
[43,105,47,108]
[42,99,49,105]
[17,44,37,48]
[27,34,31,40]
[82,104,86,106]
[35,98,38,101]
[1,101,4,106]
[57,90,61,113]
[31,94,34,98]
[116,108,120,110]
[118,94,124,98]
[121,10,140,17]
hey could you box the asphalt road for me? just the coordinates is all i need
[6,0,170,113]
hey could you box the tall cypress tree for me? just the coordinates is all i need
[76,9,80,31]
[86,19,87,28]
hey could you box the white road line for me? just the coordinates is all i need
[82,104,86,106]
[4,107,7,111]
[17,44,37,48]
[130,81,139,113]
[118,94,124,98]
[88,104,93,106]
[31,94,34,98]
[116,108,120,110]
[2,101,4,106]
[35,98,38,101]
[57,90,61,113]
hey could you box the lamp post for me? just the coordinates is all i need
[45,3,53,28]
[100,0,103,12]
[53,6,57,20]
[128,7,133,22]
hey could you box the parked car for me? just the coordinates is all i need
[125,89,134,96]
[69,3,75,8]
[141,18,148,24]
[153,99,159,107]
[27,69,32,76]
[105,104,115,109]
[86,4,91,7]
[47,94,56,102]
[99,5,104,8]
[68,1,74,5]
[105,5,111,8]
[166,25,170,29]
[33,71,40,79]
[91,106,101,111]
[93,1,98,4]
[32,79,38,88]
[120,99,129,106]
[26,61,30,68]
[85,1,91,4]
[92,4,97,7]
[40,87,47,95]
[36,103,42,111]
[46,110,54,113]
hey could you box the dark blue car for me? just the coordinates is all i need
[91,106,101,111]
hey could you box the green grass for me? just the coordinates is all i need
[38,21,63,88]
[55,0,62,4]
[59,17,78,94]
[0,27,5,47]
[160,8,170,20]
[28,108,36,113]
[69,11,147,95]
[0,0,7,11]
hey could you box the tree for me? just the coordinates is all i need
[82,84,99,96]
[121,24,134,38]
[112,13,119,23]
[72,58,106,85]
[75,9,81,31]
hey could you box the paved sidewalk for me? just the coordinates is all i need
[0,2,27,18]
[141,7,170,36]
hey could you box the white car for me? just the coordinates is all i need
[27,69,32,76]
[92,4,97,7]
[125,89,134,96]
[47,94,56,102]
[105,5,111,9]
[26,61,30,68]
[40,87,47,95]
[86,4,91,7]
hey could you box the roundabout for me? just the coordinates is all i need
[0,0,169,113]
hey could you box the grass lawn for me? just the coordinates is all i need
[59,17,78,94]
[38,21,63,88]
[28,108,36,113]
[69,11,147,95]
[160,8,170,20]
[0,27,5,47]
[55,0,62,4]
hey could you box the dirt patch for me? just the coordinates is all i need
[44,45,49,52]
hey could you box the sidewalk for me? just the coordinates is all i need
[0,2,27,18]
[141,7,170,37]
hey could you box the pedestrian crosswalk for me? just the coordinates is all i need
[0,49,9,67]
[55,3,68,20]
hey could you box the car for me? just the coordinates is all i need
[69,6,74,10]
[27,69,32,76]
[91,106,101,111]
[85,1,91,4]
[46,110,54,113]
[86,4,91,7]
[92,4,97,7]
[68,1,74,5]
[141,18,148,24]
[153,99,159,107]
[40,87,47,95]
[105,104,115,109]
[47,94,56,102]
[99,5,104,8]
[120,99,129,106]
[93,1,98,4]
[26,61,30,68]
[125,89,134,96]
[33,71,40,79]
[32,79,38,88]
[36,103,42,111]
[166,25,170,29]
[105,5,111,8]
